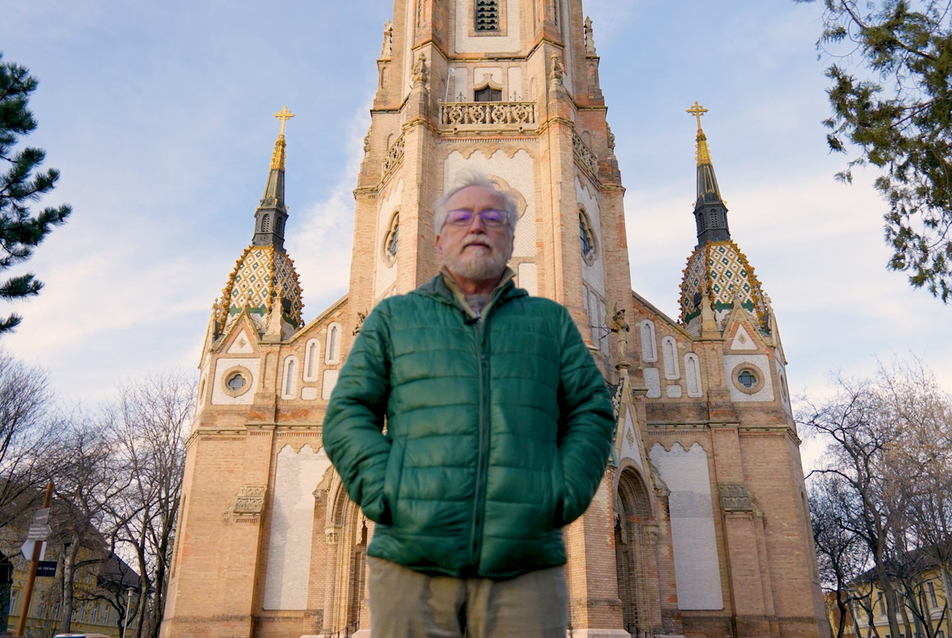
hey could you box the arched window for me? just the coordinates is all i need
[325,323,342,364]
[303,339,320,382]
[685,353,702,397]
[261,214,271,233]
[662,336,679,379]
[474,0,500,32]
[276,216,285,236]
[579,209,598,265]
[383,212,399,266]
[282,356,298,399]
[639,320,657,363]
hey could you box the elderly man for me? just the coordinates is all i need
[323,172,614,638]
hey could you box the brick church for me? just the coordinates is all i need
[159,1,829,637]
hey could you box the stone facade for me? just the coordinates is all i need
[159,1,830,637]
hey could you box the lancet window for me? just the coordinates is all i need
[579,209,597,264]
[384,212,399,265]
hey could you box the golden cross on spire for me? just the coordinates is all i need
[274,106,295,137]
[686,101,708,131]
[686,101,712,166]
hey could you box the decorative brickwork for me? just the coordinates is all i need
[161,1,828,637]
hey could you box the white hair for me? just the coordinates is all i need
[433,171,519,231]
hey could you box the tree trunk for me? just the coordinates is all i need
[880,572,903,638]
[835,590,849,638]
[133,584,148,638]
[899,591,914,638]
[56,540,80,635]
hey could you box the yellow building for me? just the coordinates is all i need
[825,554,951,638]
[2,546,139,638]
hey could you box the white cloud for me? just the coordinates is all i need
[0,0,948,410]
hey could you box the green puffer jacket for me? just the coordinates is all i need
[323,273,614,579]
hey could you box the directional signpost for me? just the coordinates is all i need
[35,561,57,578]
[19,540,45,562]
[16,481,53,637]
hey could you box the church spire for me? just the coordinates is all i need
[686,102,730,246]
[253,106,295,250]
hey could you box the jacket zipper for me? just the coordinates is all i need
[469,315,491,568]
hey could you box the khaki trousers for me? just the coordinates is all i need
[367,556,568,638]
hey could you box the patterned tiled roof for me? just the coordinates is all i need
[217,245,303,333]
[679,240,766,337]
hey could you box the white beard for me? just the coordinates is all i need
[444,234,509,282]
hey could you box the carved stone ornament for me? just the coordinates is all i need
[325,527,341,545]
[225,485,266,518]
[353,311,367,336]
[719,483,757,513]
[644,524,660,543]
[410,53,428,89]
[313,464,336,500]
[572,131,599,178]
[584,16,596,56]
[382,133,405,182]
[549,52,565,86]
[440,102,536,131]
[607,123,616,152]
[381,19,393,58]
[606,305,630,356]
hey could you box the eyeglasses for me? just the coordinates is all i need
[444,209,509,228]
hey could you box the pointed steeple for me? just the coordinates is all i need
[213,108,304,337]
[686,102,730,246]
[253,106,295,250]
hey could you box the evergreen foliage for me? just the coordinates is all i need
[795,0,952,301]
[0,53,71,333]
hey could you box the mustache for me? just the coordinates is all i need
[463,234,493,247]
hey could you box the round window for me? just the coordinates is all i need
[737,370,756,389]
[221,366,253,398]
[227,373,246,392]
[731,364,765,395]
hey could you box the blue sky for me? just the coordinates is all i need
[2,0,949,412]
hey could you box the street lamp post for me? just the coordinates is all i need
[121,587,134,638]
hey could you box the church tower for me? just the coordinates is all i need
[344,2,635,631]
[631,105,829,638]
[347,0,630,370]
[162,3,828,638]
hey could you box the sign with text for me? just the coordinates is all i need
[31,508,50,526]
[36,561,57,578]
[26,524,51,541]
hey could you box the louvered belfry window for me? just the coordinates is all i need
[475,0,500,32]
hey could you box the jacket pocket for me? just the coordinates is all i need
[383,438,406,526]
[549,447,565,529]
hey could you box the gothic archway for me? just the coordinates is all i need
[321,481,370,635]
[615,467,652,638]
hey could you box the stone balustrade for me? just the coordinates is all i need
[440,101,536,131]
